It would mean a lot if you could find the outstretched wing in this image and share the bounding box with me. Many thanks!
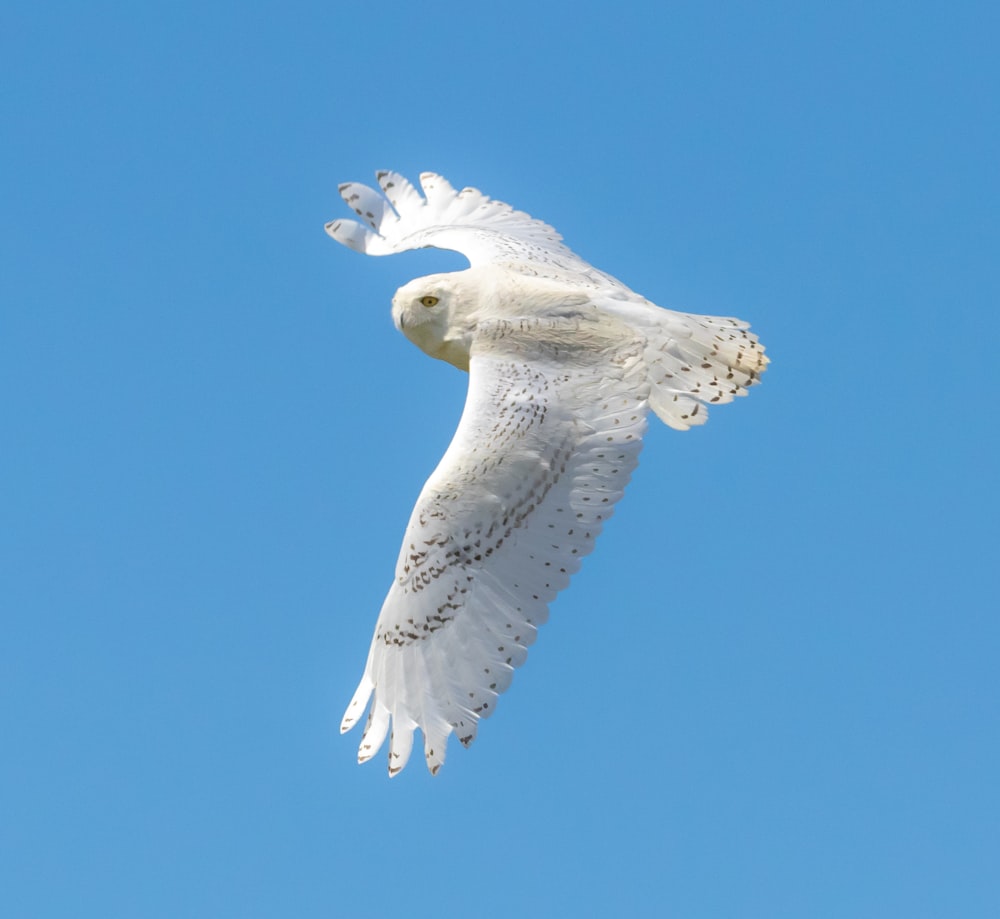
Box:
[341,313,649,775]
[325,171,628,290]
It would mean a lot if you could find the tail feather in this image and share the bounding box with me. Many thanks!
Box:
[645,312,768,430]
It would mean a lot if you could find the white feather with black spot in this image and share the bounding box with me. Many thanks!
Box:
[327,171,769,775]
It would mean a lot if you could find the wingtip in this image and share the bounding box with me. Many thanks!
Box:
[424,736,447,776]
[386,724,416,776]
[325,216,378,253]
[340,674,374,733]
[340,703,363,734]
[419,171,457,200]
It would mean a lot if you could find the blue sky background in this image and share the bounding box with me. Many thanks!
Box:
[3,2,998,916]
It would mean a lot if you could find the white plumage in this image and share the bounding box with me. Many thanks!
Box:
[326,171,768,775]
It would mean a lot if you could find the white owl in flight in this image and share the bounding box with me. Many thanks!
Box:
[326,171,768,776]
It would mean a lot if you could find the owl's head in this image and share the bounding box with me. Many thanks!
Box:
[391,270,483,370]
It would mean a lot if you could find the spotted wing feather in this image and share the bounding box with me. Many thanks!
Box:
[341,314,649,775]
[325,171,627,289]
[595,296,769,430]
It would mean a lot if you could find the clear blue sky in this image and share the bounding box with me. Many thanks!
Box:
[3,2,998,916]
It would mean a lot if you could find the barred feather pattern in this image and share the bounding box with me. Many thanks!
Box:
[326,171,769,774]
[342,317,648,775]
[326,171,630,292]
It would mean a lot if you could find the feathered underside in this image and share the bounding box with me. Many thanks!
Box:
[326,170,769,775]
[341,314,649,775]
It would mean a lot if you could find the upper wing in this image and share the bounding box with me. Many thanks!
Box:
[341,312,649,775]
[325,171,628,290]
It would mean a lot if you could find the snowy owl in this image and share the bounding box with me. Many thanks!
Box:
[326,171,768,776]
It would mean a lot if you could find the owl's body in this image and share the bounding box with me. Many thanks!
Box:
[327,172,768,775]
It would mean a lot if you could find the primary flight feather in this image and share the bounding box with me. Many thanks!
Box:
[326,171,768,776]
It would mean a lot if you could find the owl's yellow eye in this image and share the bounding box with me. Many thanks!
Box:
[419,295,440,308]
